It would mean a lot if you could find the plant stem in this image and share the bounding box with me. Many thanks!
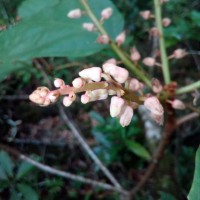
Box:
[154,0,171,84]
[80,0,151,87]
[176,80,200,95]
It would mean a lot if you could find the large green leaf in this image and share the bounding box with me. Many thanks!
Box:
[0,151,14,177]
[17,184,39,200]
[125,140,151,160]
[188,146,200,200]
[0,0,124,80]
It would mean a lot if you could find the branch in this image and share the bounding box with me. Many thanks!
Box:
[130,110,176,196]
[0,144,128,195]
[58,105,123,189]
[176,112,199,126]
[154,0,171,84]
[80,0,152,87]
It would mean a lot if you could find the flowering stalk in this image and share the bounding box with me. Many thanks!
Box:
[154,0,171,84]
[80,0,152,87]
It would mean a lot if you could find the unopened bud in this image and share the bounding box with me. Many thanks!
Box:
[67,9,82,19]
[119,105,134,127]
[162,18,171,27]
[79,67,102,82]
[82,23,95,32]
[101,7,113,20]
[169,99,185,110]
[140,10,151,20]
[126,78,142,91]
[104,58,117,65]
[130,47,141,62]
[102,63,129,83]
[110,96,125,117]
[142,57,156,67]
[173,49,187,59]
[97,34,110,44]
[81,92,90,104]
[72,78,85,88]
[152,78,163,93]
[54,78,65,88]
[115,31,126,46]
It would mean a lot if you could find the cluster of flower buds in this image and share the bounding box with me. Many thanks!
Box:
[29,61,166,127]
[67,6,126,46]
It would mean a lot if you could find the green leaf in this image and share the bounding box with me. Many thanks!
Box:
[89,111,105,124]
[16,161,35,180]
[0,166,8,180]
[0,0,124,80]
[188,146,200,200]
[17,184,39,200]
[18,0,60,18]
[10,189,21,200]
[159,191,176,200]
[0,151,14,177]
[125,140,151,160]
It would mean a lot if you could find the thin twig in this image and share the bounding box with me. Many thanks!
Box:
[0,144,128,195]
[176,112,199,126]
[130,111,176,196]
[58,105,122,189]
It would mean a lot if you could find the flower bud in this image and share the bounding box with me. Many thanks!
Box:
[101,7,113,20]
[97,34,110,44]
[119,105,134,127]
[169,99,185,110]
[162,18,171,27]
[110,96,125,117]
[144,96,164,125]
[54,78,65,88]
[104,58,117,65]
[102,63,129,83]
[142,57,156,67]
[82,23,95,32]
[152,78,163,93]
[72,78,85,88]
[89,89,108,101]
[126,78,142,91]
[63,96,73,107]
[130,47,141,62]
[48,91,60,103]
[173,49,187,59]
[115,31,126,46]
[79,67,102,82]
[67,9,82,19]
[81,92,90,104]
[140,10,151,20]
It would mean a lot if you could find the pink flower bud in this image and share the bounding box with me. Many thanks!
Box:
[130,47,141,62]
[97,34,110,44]
[110,96,125,117]
[79,67,102,82]
[81,92,90,104]
[152,78,163,93]
[72,78,85,88]
[115,31,126,46]
[67,9,82,19]
[54,78,65,88]
[173,49,187,59]
[162,18,171,27]
[142,57,156,67]
[126,78,142,91]
[102,63,129,83]
[29,87,50,106]
[48,91,60,103]
[82,23,95,32]
[63,96,73,107]
[119,105,134,127]
[149,27,159,36]
[140,10,151,20]
[169,99,185,110]
[101,7,113,20]
[144,96,164,125]
[104,58,117,65]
